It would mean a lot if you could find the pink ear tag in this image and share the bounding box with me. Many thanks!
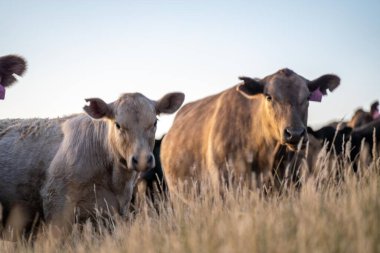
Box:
[0,84,5,100]
[373,110,380,119]
[309,88,323,102]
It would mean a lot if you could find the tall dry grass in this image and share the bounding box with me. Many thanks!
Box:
[1,149,380,253]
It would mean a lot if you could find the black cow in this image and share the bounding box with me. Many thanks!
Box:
[307,125,352,154]
[308,119,380,171]
[139,136,167,199]
[350,118,380,163]
[132,136,167,211]
[0,55,27,99]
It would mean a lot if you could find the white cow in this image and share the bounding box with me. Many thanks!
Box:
[0,91,184,238]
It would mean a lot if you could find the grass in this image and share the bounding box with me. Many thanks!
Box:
[1,149,380,253]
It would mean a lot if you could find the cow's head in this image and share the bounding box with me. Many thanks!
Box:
[348,108,373,128]
[84,92,185,171]
[237,68,340,151]
[0,55,27,87]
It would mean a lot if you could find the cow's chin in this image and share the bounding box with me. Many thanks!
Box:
[284,142,307,152]
[285,144,298,152]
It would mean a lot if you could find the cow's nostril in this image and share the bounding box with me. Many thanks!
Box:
[132,156,138,166]
[147,154,154,165]
[284,128,292,140]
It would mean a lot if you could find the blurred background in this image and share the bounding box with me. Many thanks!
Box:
[1,0,379,137]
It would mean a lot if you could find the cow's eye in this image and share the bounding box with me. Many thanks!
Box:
[115,122,121,129]
[265,94,272,102]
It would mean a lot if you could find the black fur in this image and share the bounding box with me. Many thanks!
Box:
[0,55,27,87]
[307,125,352,155]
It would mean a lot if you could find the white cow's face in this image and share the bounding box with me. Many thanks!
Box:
[84,92,184,172]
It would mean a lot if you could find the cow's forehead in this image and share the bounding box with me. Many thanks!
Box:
[266,73,310,101]
[114,93,156,124]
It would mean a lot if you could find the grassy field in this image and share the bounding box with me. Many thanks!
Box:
[1,151,379,253]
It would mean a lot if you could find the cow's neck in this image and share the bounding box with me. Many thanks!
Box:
[87,119,114,168]
[62,116,115,187]
[248,100,281,172]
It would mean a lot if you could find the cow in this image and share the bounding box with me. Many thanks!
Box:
[307,125,352,155]
[41,92,184,234]
[147,136,167,197]
[137,136,167,200]
[307,118,380,172]
[0,92,184,238]
[0,54,27,99]
[161,68,340,194]
[131,136,168,212]
[327,101,379,130]
[348,109,373,128]
[347,100,379,128]
[349,118,380,167]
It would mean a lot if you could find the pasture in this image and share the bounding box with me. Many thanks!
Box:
[2,2,380,252]
[1,146,379,253]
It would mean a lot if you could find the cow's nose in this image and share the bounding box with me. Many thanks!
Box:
[130,153,155,171]
[284,127,306,144]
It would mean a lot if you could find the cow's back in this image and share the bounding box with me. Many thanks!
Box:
[161,86,257,189]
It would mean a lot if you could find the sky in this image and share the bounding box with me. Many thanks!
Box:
[1,0,379,137]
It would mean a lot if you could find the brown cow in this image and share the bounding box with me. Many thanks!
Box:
[41,92,184,234]
[347,100,379,128]
[161,69,340,193]
[0,54,27,99]
[348,109,373,128]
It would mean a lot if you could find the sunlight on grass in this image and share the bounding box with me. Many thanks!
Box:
[1,148,380,253]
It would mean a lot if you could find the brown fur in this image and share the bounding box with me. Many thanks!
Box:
[345,101,379,129]
[161,69,340,193]
[348,109,372,128]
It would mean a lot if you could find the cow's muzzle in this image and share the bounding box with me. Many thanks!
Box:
[129,153,155,172]
[283,127,308,150]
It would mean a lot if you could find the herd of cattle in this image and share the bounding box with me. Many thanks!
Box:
[0,54,379,240]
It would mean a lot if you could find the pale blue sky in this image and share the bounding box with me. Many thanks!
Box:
[1,0,379,136]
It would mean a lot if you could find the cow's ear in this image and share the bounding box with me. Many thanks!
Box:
[155,92,185,114]
[83,98,113,119]
[0,55,27,87]
[236,76,265,98]
[308,74,340,95]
